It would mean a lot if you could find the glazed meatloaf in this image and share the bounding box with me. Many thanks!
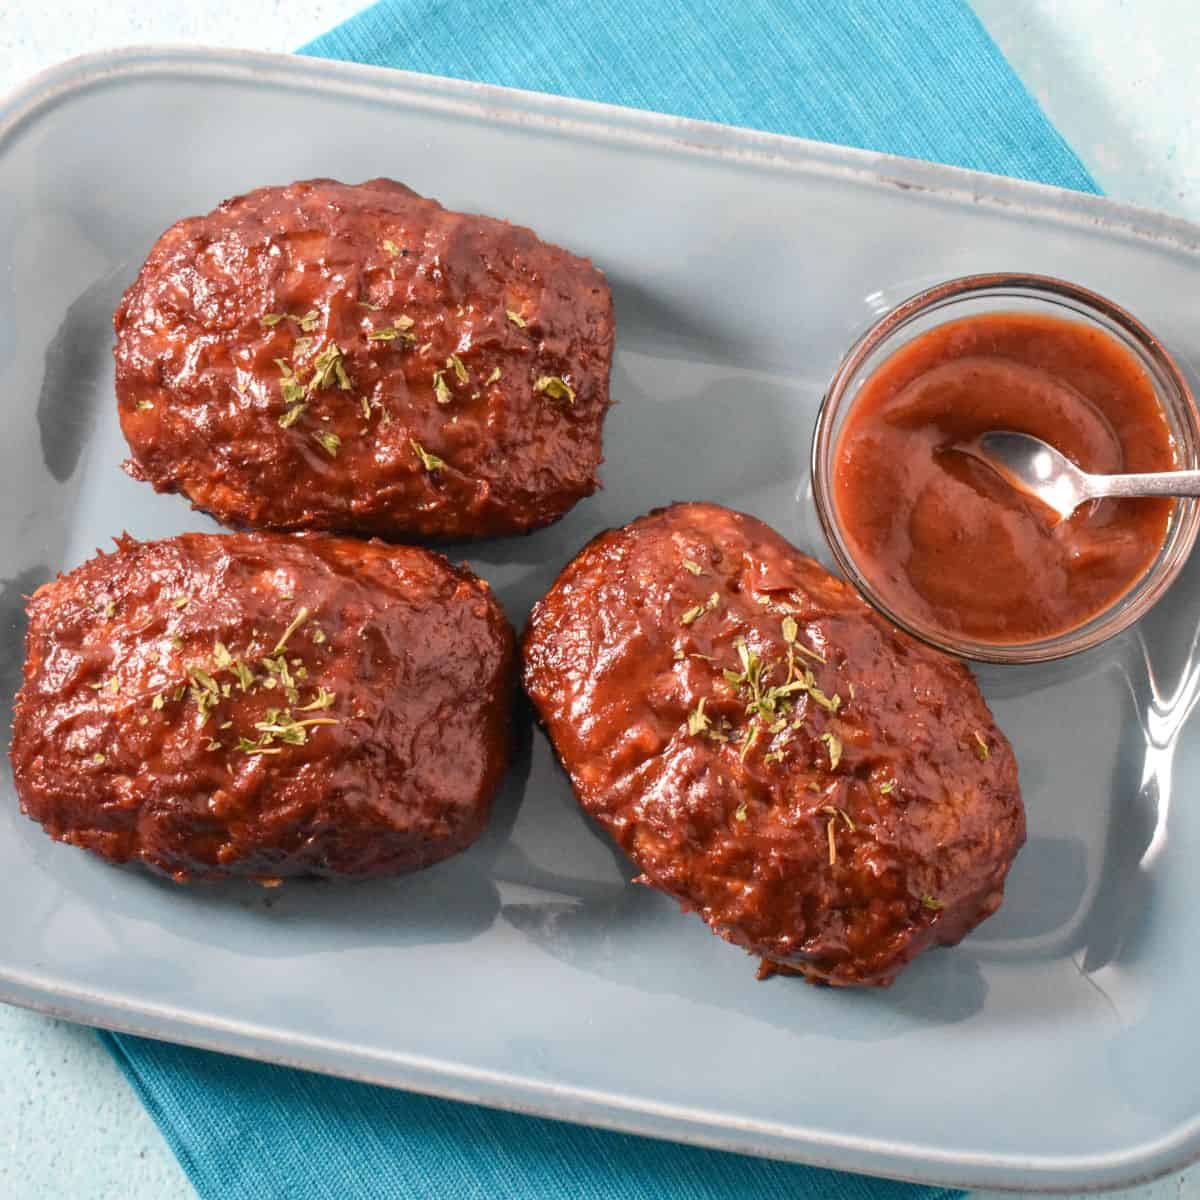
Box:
[522,503,1024,986]
[10,532,513,882]
[113,178,614,540]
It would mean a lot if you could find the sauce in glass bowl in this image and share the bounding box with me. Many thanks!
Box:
[831,311,1177,645]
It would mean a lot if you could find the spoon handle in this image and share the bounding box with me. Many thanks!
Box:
[1087,470,1200,501]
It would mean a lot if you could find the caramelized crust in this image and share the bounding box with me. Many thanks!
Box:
[522,503,1024,985]
[114,179,614,539]
[11,532,514,882]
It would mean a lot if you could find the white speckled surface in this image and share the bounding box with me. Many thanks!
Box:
[972,0,1200,223]
[0,2,1196,1196]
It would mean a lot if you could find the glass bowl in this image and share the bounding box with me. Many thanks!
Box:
[810,273,1200,664]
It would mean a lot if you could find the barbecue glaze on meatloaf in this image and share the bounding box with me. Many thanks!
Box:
[114,178,614,540]
[521,503,1024,986]
[10,532,513,882]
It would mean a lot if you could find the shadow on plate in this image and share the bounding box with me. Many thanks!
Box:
[25,697,540,965]
[497,866,989,1039]
[38,266,130,483]
[0,563,52,755]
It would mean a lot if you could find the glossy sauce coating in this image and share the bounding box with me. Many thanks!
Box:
[114,179,614,540]
[522,503,1024,986]
[833,313,1176,642]
[10,532,514,882]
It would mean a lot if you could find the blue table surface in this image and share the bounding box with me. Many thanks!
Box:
[1,2,1197,1196]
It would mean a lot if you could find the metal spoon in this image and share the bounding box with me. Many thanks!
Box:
[965,430,1200,523]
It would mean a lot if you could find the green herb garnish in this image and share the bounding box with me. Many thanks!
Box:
[682,559,704,576]
[485,366,501,385]
[278,403,307,429]
[411,440,446,473]
[822,804,855,832]
[791,640,826,664]
[972,731,990,761]
[281,378,307,407]
[805,675,841,713]
[366,316,416,344]
[718,633,843,765]
[447,354,469,384]
[236,736,283,756]
[680,592,720,626]
[533,375,576,406]
[236,707,340,756]
[298,686,336,712]
[275,358,308,411]
[136,400,153,411]
[311,431,341,458]
[686,698,710,737]
[921,895,944,912]
[726,637,803,726]
[187,666,222,719]
[432,369,453,406]
[739,722,761,762]
[820,731,842,770]
[260,655,299,705]
[506,310,526,328]
[273,607,310,654]
[262,311,318,332]
[253,708,338,745]
[308,343,352,392]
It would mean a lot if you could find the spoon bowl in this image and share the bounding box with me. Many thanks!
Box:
[966,430,1200,523]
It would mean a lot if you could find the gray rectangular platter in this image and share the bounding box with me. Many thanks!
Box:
[3,46,1200,1193]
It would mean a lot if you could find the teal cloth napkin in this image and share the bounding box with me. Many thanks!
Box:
[99,1,1097,1197]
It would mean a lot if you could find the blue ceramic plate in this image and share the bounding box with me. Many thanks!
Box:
[2,46,1199,1193]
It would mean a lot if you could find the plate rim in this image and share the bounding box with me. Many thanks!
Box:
[2,43,1199,1194]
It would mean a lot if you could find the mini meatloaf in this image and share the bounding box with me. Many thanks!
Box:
[522,502,1024,986]
[113,178,614,540]
[10,532,513,882]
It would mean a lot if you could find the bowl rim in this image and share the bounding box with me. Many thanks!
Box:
[810,271,1200,664]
